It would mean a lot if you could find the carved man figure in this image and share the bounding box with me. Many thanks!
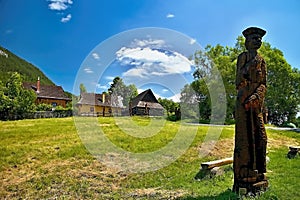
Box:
[233,27,268,193]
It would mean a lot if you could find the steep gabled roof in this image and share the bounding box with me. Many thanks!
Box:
[23,82,71,100]
[131,89,164,109]
[77,92,109,106]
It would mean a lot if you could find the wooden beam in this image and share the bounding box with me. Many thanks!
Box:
[289,146,300,152]
[201,157,233,170]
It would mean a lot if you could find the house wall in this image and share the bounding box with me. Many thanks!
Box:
[149,108,164,116]
[77,104,122,116]
[132,107,164,116]
[36,98,69,108]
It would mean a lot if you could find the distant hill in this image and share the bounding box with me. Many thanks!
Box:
[0,46,54,85]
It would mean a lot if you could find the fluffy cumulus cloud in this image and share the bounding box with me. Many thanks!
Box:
[131,38,166,48]
[116,42,193,79]
[48,0,73,23]
[48,0,73,11]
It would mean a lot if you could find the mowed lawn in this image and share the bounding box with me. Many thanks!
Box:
[0,117,299,199]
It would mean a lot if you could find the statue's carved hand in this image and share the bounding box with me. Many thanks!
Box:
[244,94,259,111]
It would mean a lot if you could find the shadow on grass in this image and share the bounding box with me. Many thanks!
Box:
[179,189,238,200]
[190,166,237,199]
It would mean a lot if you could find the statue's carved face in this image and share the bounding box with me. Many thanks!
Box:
[245,34,262,50]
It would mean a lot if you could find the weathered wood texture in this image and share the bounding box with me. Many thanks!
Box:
[201,157,233,170]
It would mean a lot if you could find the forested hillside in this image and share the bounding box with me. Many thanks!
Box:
[0,46,54,85]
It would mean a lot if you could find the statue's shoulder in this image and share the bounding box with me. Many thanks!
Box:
[238,52,247,60]
[237,52,247,65]
[257,54,265,61]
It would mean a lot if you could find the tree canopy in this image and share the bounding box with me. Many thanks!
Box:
[108,77,138,107]
[184,36,300,125]
[0,72,36,120]
[79,83,87,94]
[0,46,54,85]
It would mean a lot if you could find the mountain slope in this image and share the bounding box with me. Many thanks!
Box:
[0,46,54,85]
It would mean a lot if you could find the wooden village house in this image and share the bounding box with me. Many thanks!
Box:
[76,92,123,116]
[23,78,71,108]
[129,89,164,116]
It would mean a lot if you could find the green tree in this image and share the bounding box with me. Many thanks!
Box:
[0,72,36,120]
[189,37,300,125]
[179,84,200,120]
[124,84,138,107]
[108,77,138,107]
[0,81,10,119]
[79,83,87,94]
[158,98,179,116]
[259,43,300,125]
[190,46,230,123]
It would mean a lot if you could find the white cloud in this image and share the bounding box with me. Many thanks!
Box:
[105,76,115,81]
[108,81,113,86]
[138,89,162,100]
[92,52,100,60]
[169,93,181,102]
[83,67,94,74]
[96,84,108,90]
[116,45,193,79]
[61,14,72,23]
[131,38,166,48]
[162,89,169,93]
[137,89,144,94]
[190,38,197,45]
[48,0,73,23]
[166,13,175,18]
[48,0,73,11]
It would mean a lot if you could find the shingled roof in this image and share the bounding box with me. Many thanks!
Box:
[77,92,109,106]
[23,82,71,100]
[131,89,164,110]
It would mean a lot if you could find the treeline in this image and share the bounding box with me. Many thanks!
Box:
[0,46,53,85]
[179,36,300,126]
[1,38,299,125]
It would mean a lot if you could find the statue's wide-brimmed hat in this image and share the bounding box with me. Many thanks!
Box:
[242,27,266,38]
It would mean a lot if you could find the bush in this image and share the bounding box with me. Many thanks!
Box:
[36,103,53,111]
[167,114,179,121]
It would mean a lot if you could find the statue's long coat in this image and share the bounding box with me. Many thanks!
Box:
[233,51,267,184]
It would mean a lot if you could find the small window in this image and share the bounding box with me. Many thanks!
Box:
[52,102,57,107]
[90,107,94,112]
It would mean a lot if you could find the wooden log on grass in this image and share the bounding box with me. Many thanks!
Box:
[289,146,300,152]
[201,157,233,170]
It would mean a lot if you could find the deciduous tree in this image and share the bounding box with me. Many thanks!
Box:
[186,37,300,125]
[0,72,36,120]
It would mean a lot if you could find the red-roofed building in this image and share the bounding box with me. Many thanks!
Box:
[23,78,71,108]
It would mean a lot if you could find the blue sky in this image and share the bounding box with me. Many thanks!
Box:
[1,0,300,99]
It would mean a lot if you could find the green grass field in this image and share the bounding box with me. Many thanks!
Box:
[0,117,299,199]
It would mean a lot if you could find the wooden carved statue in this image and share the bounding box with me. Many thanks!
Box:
[233,27,268,194]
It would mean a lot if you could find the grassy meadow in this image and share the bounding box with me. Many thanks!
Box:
[0,117,299,199]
